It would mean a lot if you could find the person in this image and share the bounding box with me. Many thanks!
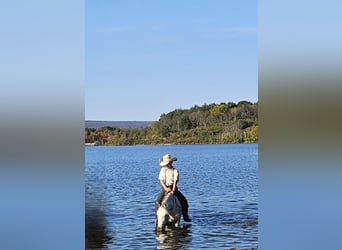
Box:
[155,154,192,222]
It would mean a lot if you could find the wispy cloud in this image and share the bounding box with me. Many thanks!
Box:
[144,37,184,46]
[92,25,164,34]
[151,25,161,32]
[218,27,258,35]
[94,26,134,33]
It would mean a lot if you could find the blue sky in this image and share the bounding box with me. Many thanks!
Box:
[86,0,257,121]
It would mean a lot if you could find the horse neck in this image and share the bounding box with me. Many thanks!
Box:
[162,194,181,216]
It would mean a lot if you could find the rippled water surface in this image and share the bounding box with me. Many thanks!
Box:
[86,144,258,249]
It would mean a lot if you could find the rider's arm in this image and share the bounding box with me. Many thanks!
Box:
[160,179,171,192]
[172,180,177,193]
[172,169,179,192]
[159,168,171,192]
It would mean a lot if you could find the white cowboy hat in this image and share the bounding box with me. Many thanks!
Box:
[159,154,177,166]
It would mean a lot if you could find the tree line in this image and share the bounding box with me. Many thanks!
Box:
[85,101,258,145]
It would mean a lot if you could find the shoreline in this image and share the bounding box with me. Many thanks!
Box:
[85,142,258,147]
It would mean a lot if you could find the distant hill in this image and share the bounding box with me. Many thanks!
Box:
[85,120,153,129]
[85,101,258,145]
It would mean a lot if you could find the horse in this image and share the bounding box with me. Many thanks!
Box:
[155,193,182,231]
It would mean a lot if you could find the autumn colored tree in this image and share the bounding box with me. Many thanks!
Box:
[85,101,258,145]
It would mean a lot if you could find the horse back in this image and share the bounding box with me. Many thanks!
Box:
[162,193,182,217]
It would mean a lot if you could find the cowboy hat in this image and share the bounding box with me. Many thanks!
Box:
[159,154,177,166]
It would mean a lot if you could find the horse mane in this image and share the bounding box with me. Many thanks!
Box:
[162,193,182,219]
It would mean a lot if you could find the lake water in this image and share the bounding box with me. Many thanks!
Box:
[86,144,258,249]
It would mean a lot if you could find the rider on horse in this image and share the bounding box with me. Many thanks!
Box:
[155,154,192,222]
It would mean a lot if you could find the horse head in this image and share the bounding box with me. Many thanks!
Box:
[156,205,170,230]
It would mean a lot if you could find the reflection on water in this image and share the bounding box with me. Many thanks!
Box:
[155,224,192,250]
[85,182,113,250]
[85,208,112,249]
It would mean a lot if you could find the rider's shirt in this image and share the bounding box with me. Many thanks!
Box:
[158,167,179,186]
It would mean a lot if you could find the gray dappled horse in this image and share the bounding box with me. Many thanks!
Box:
[155,193,182,231]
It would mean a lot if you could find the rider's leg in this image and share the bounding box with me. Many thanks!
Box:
[155,189,166,212]
[174,190,191,222]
